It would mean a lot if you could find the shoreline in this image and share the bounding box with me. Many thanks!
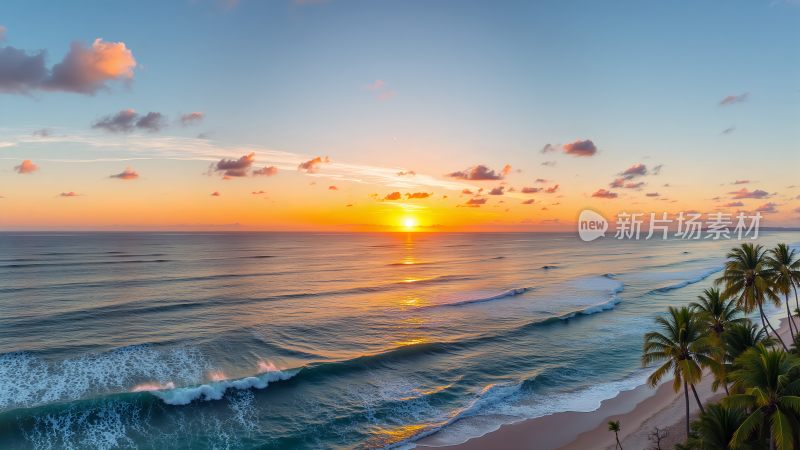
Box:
[417,316,794,450]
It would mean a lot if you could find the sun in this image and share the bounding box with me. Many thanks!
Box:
[402,217,418,230]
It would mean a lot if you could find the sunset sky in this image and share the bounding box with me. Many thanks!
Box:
[1,0,798,231]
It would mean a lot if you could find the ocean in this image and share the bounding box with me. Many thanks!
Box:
[1,231,797,449]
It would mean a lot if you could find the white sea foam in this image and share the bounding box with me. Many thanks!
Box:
[0,345,210,410]
[149,368,299,405]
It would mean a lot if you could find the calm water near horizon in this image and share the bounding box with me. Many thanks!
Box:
[1,231,798,449]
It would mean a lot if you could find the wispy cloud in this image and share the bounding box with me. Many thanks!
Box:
[719,93,748,106]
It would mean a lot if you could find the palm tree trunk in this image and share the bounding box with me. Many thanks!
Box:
[615,434,622,450]
[689,383,705,414]
[759,302,788,351]
[785,294,795,337]
[770,429,776,450]
[683,379,690,439]
[793,283,800,324]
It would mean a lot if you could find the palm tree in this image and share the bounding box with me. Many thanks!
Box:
[716,243,788,351]
[608,420,623,450]
[690,287,746,339]
[690,287,746,395]
[766,243,800,337]
[688,403,750,450]
[725,321,773,363]
[643,306,714,437]
[727,344,800,450]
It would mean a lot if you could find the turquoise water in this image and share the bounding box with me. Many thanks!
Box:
[1,232,797,449]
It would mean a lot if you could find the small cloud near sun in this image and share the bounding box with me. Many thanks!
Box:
[109,167,139,180]
[14,160,38,174]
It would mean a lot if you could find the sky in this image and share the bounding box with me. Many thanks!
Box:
[0,0,798,231]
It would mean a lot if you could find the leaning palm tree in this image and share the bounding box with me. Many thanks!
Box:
[716,243,787,351]
[725,320,773,363]
[766,243,800,337]
[607,420,623,450]
[691,287,746,395]
[727,344,800,450]
[688,403,752,450]
[643,306,714,438]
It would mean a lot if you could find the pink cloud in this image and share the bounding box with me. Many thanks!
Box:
[14,159,38,174]
[544,184,559,193]
[755,202,778,213]
[489,186,504,195]
[297,156,330,173]
[521,186,542,193]
[621,163,647,179]
[180,112,204,126]
[365,79,395,100]
[45,39,137,94]
[109,167,139,180]
[253,166,278,176]
[211,191,221,197]
[724,201,744,207]
[730,188,770,199]
[328,185,338,191]
[592,189,618,199]
[719,93,748,106]
[522,199,535,204]
[384,191,402,200]
[447,164,511,181]
[645,192,660,197]
[215,152,255,177]
[562,140,597,157]
[59,191,79,197]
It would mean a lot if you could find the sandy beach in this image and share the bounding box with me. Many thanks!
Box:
[419,316,794,450]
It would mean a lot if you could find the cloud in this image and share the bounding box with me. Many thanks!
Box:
[365,79,395,101]
[32,128,51,137]
[541,143,557,153]
[562,139,597,157]
[730,188,770,199]
[719,93,748,106]
[251,190,266,195]
[93,109,166,133]
[610,178,625,188]
[298,156,330,173]
[0,26,5,42]
[328,185,338,190]
[755,202,778,213]
[135,112,167,132]
[624,181,645,189]
[464,197,487,207]
[252,165,278,176]
[592,188,618,199]
[461,189,473,195]
[1,37,136,95]
[732,180,750,185]
[447,164,511,181]
[211,191,220,197]
[59,191,79,197]
[384,191,402,201]
[180,112,204,126]
[397,170,416,176]
[544,184,559,193]
[645,192,660,197]
[522,199,535,204]
[724,201,744,207]
[521,186,541,194]
[541,161,556,167]
[652,164,663,175]
[405,192,431,199]
[722,126,736,135]
[109,167,139,180]
[215,152,255,177]
[620,163,647,179]
[14,159,37,174]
